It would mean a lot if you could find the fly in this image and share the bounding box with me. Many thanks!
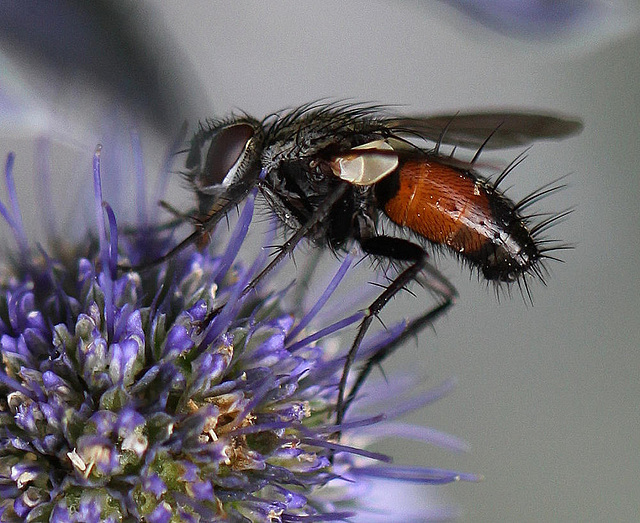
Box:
[120,102,582,424]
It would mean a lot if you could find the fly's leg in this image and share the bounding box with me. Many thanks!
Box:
[118,202,194,237]
[342,297,453,418]
[336,236,457,426]
[201,183,350,323]
[118,183,256,272]
[157,200,199,223]
[229,183,349,301]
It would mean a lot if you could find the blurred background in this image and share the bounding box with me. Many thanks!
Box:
[0,1,638,520]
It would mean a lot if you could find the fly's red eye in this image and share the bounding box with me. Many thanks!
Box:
[200,123,255,187]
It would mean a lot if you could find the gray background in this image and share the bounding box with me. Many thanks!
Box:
[2,2,640,521]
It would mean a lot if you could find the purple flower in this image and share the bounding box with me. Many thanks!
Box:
[0,143,479,521]
[437,0,637,41]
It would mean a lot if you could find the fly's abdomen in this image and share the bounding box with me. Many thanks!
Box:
[377,159,540,282]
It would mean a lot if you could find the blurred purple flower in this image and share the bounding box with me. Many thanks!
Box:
[0,142,478,521]
[0,1,206,140]
[438,0,637,40]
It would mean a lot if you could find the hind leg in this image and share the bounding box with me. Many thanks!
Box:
[336,236,456,425]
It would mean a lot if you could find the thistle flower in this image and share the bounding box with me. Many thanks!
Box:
[0,144,478,522]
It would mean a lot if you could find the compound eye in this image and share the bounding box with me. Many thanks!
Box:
[330,140,399,186]
[200,123,255,188]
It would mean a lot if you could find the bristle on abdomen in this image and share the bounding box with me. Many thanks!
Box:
[376,157,556,285]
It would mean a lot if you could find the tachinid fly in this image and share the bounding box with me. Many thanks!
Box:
[121,102,582,423]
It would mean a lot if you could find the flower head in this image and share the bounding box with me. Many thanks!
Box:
[0,144,478,522]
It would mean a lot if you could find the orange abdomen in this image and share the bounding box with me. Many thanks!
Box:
[380,159,494,255]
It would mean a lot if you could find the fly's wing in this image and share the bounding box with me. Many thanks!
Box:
[387,111,583,149]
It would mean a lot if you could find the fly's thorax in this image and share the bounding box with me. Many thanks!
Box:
[260,128,334,176]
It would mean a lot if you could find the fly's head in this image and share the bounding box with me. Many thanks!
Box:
[185,117,265,217]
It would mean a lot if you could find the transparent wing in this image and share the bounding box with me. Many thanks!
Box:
[387,111,583,149]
